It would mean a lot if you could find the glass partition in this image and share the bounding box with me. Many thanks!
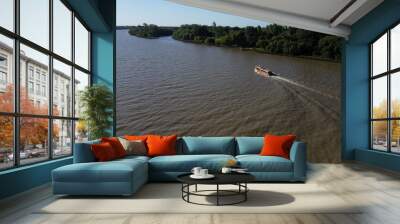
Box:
[370,23,400,153]
[0,0,91,170]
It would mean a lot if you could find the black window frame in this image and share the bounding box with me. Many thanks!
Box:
[0,0,92,171]
[370,21,400,154]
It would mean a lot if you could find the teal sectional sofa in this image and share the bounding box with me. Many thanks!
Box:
[52,137,307,196]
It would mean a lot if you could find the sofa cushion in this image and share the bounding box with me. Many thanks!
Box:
[118,155,150,162]
[181,137,235,155]
[149,154,235,172]
[236,137,263,155]
[124,135,148,142]
[260,134,296,159]
[91,142,118,162]
[101,137,127,158]
[236,155,293,172]
[147,135,177,157]
[53,158,147,183]
[118,138,147,156]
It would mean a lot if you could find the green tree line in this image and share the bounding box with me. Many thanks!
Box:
[128,23,342,61]
[172,23,342,61]
[128,23,175,38]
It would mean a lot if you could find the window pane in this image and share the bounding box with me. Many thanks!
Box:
[75,120,88,143]
[0,116,13,170]
[53,119,72,157]
[20,44,49,115]
[391,24,400,70]
[74,69,89,118]
[372,33,387,76]
[75,18,89,70]
[391,72,400,117]
[20,117,49,165]
[53,59,72,117]
[0,0,14,31]
[372,76,387,119]
[20,0,49,49]
[0,34,14,112]
[391,120,400,153]
[53,0,72,60]
[372,121,388,151]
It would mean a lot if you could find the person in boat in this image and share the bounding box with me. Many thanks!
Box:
[254,65,277,77]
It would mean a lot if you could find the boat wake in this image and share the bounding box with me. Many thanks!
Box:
[271,76,340,102]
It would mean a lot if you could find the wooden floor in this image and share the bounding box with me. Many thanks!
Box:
[1,162,400,224]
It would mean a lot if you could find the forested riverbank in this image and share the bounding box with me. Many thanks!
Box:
[127,24,176,38]
[127,23,342,61]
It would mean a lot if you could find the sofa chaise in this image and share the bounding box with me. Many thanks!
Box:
[52,137,306,196]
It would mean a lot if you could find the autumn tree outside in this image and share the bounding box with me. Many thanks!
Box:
[372,99,400,148]
[0,85,60,162]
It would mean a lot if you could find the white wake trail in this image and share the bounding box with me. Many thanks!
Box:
[271,76,340,101]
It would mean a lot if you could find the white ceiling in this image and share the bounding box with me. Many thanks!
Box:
[168,0,384,38]
[228,0,352,22]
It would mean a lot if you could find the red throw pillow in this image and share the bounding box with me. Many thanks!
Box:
[260,134,296,159]
[101,137,127,158]
[146,135,177,157]
[91,142,117,162]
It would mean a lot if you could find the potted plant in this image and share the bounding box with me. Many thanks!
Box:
[79,84,113,140]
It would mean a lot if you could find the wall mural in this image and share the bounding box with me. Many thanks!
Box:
[116,23,342,163]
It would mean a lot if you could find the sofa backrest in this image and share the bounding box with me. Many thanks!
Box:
[180,137,235,155]
[75,136,304,161]
[235,137,264,155]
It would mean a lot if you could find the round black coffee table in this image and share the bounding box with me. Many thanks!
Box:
[177,173,255,206]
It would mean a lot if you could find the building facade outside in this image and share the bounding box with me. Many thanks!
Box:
[0,41,81,167]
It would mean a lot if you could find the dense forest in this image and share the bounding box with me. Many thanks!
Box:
[128,23,342,61]
[128,23,175,38]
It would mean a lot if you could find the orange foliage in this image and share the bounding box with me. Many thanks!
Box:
[0,116,13,148]
[0,84,59,149]
[373,99,400,141]
[0,85,13,113]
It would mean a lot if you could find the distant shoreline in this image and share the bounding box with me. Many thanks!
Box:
[173,38,341,63]
[119,30,340,63]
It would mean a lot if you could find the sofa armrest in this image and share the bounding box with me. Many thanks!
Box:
[289,141,307,181]
[73,140,100,163]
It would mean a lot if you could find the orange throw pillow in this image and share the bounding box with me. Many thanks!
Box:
[101,137,127,158]
[146,135,177,157]
[124,135,148,142]
[260,134,296,159]
[91,142,117,162]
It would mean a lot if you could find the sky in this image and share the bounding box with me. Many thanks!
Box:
[372,31,400,108]
[117,0,268,27]
[0,0,89,74]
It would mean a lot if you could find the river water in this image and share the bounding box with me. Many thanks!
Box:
[116,29,341,162]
